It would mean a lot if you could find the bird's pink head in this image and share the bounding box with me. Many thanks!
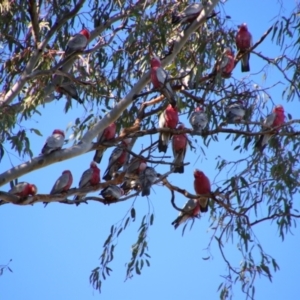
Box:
[80,28,91,40]
[109,122,117,129]
[239,23,248,32]
[53,129,65,137]
[139,161,147,173]
[274,105,284,113]
[62,170,71,175]
[194,169,204,179]
[177,122,185,130]
[29,184,38,195]
[166,104,178,112]
[90,161,98,168]
[150,56,161,68]
[195,106,203,112]
[224,47,233,55]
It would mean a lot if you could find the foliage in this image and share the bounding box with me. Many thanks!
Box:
[0,0,300,299]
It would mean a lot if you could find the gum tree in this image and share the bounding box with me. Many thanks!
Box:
[0,1,300,299]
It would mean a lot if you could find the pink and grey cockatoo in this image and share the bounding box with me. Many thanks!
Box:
[9,182,37,198]
[178,67,192,89]
[150,57,177,107]
[171,198,200,229]
[255,105,285,152]
[100,185,124,203]
[121,157,147,194]
[73,161,100,204]
[158,104,179,153]
[225,100,246,123]
[93,122,117,164]
[171,3,217,25]
[64,28,91,57]
[213,47,235,78]
[189,106,208,134]
[41,129,65,155]
[139,166,157,197]
[55,78,83,104]
[44,170,73,207]
[172,3,203,25]
[172,123,188,174]
[102,138,131,181]
[236,23,253,72]
[194,169,211,212]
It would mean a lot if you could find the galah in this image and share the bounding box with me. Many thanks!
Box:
[100,185,124,203]
[121,157,147,194]
[172,3,203,25]
[9,182,37,198]
[189,106,208,134]
[255,105,285,152]
[150,57,177,107]
[139,166,157,197]
[102,138,131,181]
[194,169,211,212]
[236,23,253,72]
[171,198,200,229]
[225,101,246,123]
[44,170,73,207]
[64,28,91,57]
[178,67,192,89]
[55,78,83,104]
[93,122,117,164]
[171,3,217,25]
[213,48,235,78]
[172,123,188,174]
[125,156,147,177]
[41,129,65,155]
[73,161,100,203]
[120,179,140,195]
[158,104,179,153]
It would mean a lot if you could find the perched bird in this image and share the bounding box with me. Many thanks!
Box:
[171,199,200,229]
[55,77,83,105]
[64,28,91,57]
[44,170,73,207]
[102,138,131,181]
[172,3,203,25]
[73,162,100,203]
[236,23,253,72]
[100,185,124,203]
[158,104,179,153]
[93,122,117,164]
[9,182,37,198]
[139,167,157,197]
[225,100,246,123]
[125,156,147,176]
[189,106,208,134]
[178,67,192,89]
[41,129,65,155]
[172,123,188,174]
[255,105,285,152]
[171,3,217,25]
[150,56,177,107]
[121,157,147,194]
[194,169,211,212]
[213,47,235,78]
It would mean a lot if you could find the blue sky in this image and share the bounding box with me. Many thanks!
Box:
[1,0,300,299]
